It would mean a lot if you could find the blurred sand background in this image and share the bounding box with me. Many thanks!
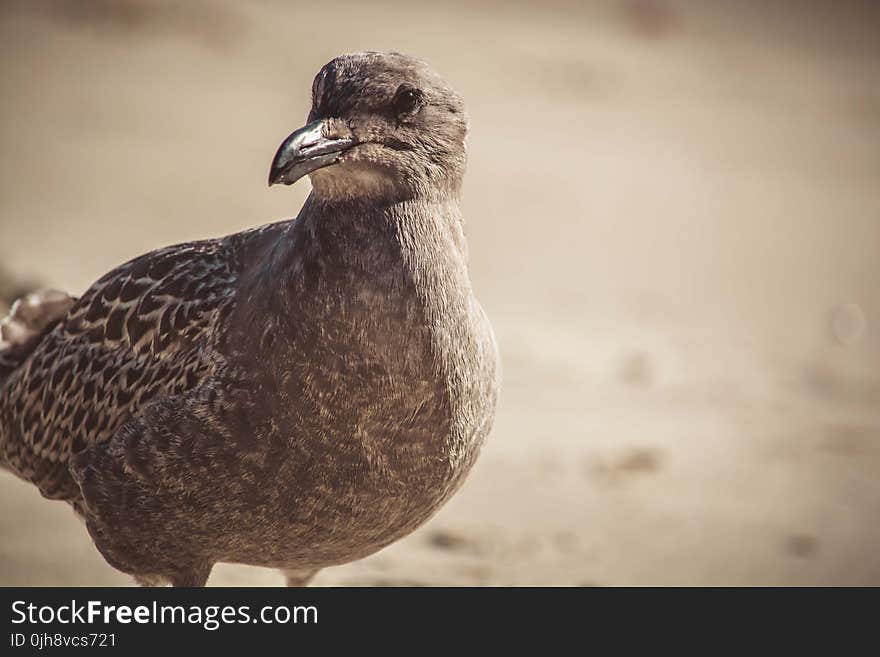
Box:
[1,0,879,586]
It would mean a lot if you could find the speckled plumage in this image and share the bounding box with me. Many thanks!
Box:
[0,52,499,586]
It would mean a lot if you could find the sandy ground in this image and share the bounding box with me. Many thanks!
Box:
[1,0,879,586]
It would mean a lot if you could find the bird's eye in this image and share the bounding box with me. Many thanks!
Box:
[392,86,422,116]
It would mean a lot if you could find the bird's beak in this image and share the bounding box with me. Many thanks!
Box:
[268,119,354,186]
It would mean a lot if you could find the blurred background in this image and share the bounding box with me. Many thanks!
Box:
[1,0,878,585]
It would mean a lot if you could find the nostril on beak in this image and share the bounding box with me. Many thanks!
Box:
[324,117,354,141]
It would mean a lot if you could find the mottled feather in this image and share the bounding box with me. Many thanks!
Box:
[0,226,275,499]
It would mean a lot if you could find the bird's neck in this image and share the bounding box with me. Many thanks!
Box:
[291,192,469,280]
[262,191,477,364]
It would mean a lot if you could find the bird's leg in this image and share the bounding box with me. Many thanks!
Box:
[281,568,319,587]
[169,562,213,587]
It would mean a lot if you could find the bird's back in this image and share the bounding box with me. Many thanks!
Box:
[0,225,272,501]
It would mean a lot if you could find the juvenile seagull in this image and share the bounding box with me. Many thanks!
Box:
[0,52,499,587]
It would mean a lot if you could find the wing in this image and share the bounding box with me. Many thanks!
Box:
[69,382,272,586]
[0,237,241,502]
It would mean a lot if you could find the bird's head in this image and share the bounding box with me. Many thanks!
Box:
[269,52,467,202]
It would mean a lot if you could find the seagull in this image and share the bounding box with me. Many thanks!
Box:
[0,51,500,587]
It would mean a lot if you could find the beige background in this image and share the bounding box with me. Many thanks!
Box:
[1,0,878,585]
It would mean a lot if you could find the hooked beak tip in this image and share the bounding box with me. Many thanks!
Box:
[268,119,353,188]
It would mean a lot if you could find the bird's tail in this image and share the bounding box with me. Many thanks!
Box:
[0,289,76,387]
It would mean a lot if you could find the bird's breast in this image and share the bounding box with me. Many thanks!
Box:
[261,279,492,562]
[227,211,499,566]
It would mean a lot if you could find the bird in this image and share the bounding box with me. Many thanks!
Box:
[0,51,500,587]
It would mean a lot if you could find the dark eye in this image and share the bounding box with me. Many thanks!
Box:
[392,86,422,116]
